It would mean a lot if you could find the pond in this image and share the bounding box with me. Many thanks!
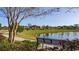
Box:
[37,32,79,40]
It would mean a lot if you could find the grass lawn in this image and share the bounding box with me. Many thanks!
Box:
[1,29,79,40]
[0,30,8,33]
[17,29,79,40]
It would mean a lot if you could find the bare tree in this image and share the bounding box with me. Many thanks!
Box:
[0,7,60,43]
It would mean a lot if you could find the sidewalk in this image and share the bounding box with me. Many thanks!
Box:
[2,32,36,42]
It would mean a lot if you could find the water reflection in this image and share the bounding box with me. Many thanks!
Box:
[38,32,79,40]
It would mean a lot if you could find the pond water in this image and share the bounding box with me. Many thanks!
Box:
[37,32,79,40]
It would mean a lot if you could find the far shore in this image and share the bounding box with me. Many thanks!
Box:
[1,29,79,40]
[17,29,79,40]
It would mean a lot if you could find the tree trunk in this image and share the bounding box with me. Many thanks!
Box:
[8,29,17,43]
[12,29,17,43]
[8,23,18,43]
[13,23,18,42]
[8,29,14,43]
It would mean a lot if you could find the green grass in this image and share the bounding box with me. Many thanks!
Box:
[0,35,36,51]
[0,29,79,51]
[0,30,8,32]
[17,29,79,40]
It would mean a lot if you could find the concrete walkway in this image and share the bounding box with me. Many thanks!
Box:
[1,32,36,42]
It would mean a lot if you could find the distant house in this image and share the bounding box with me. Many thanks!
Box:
[36,37,67,50]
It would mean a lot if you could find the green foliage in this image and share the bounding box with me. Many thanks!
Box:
[1,26,8,30]
[64,41,78,51]
[22,40,36,46]
[0,35,36,51]
[0,23,1,29]
[0,38,10,50]
[17,26,24,32]
[0,23,1,27]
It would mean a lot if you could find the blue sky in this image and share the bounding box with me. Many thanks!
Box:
[0,7,79,26]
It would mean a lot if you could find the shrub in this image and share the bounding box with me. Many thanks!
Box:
[17,26,24,32]
[0,23,1,27]
[22,40,36,46]
[0,35,36,51]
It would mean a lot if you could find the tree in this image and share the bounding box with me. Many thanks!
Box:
[0,23,1,27]
[0,23,2,29]
[0,7,60,43]
[17,25,24,32]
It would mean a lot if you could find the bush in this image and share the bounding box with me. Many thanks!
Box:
[14,40,36,51]
[0,23,1,29]
[0,23,1,27]
[17,26,24,32]
[0,40,37,51]
[22,40,36,46]
[0,35,37,51]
